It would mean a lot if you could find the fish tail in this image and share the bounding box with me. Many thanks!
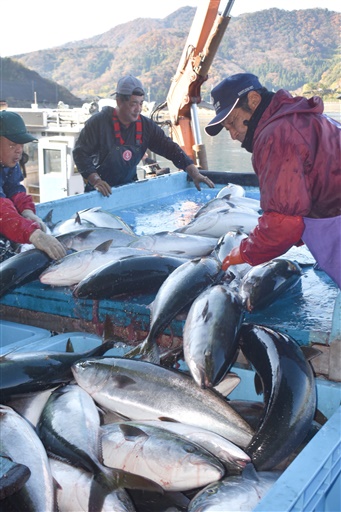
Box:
[124,337,160,363]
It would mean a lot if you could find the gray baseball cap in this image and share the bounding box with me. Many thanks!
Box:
[113,75,145,96]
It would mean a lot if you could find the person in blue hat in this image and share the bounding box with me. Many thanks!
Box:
[0,111,66,261]
[205,73,341,288]
[73,75,215,196]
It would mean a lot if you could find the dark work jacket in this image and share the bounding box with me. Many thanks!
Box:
[73,107,193,190]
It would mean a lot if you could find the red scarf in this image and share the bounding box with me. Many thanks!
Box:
[112,109,142,145]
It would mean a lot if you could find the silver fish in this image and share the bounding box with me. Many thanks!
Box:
[49,458,136,512]
[188,463,282,512]
[183,284,244,388]
[56,227,138,251]
[52,212,96,235]
[216,183,246,198]
[129,231,218,258]
[39,242,154,286]
[37,384,162,505]
[175,209,259,238]
[240,324,316,470]
[72,357,254,448]
[195,199,257,218]
[238,258,302,312]
[101,422,225,491]
[125,256,224,362]
[0,405,56,511]
[129,420,251,471]
[75,207,135,234]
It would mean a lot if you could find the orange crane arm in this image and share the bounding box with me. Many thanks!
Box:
[166,0,235,169]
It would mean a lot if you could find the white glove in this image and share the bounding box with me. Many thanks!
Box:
[29,230,67,260]
[22,209,47,232]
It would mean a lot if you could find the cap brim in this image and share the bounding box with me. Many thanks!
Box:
[204,98,239,137]
[7,133,38,143]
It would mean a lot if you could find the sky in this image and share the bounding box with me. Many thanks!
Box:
[0,0,339,57]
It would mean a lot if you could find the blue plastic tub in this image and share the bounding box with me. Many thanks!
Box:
[13,331,103,353]
[0,319,51,355]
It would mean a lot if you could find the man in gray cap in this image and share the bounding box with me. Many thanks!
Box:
[0,111,66,261]
[205,72,341,288]
[73,75,214,195]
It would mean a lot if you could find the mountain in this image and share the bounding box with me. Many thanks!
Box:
[0,57,82,108]
[4,7,341,106]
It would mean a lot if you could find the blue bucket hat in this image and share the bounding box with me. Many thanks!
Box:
[205,73,262,136]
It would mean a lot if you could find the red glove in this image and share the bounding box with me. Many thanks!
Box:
[222,246,245,271]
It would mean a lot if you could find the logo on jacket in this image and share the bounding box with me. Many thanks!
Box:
[123,150,132,161]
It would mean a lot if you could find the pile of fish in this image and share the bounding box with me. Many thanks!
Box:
[0,317,318,511]
[0,183,320,510]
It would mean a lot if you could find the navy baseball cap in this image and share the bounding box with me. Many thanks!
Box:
[205,73,262,136]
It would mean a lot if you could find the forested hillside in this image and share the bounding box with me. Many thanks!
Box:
[4,7,341,106]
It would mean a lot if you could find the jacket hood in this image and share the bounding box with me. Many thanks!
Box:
[256,89,324,133]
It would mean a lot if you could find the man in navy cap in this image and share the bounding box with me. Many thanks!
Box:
[0,111,66,261]
[73,75,214,196]
[205,73,341,288]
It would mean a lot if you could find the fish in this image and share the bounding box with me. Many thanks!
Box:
[238,258,302,312]
[129,231,218,258]
[6,387,57,427]
[0,339,119,401]
[213,230,248,262]
[183,284,244,388]
[101,422,225,491]
[72,357,254,448]
[128,420,251,471]
[0,454,31,500]
[188,463,282,512]
[0,405,56,511]
[39,242,155,287]
[37,384,161,509]
[0,247,52,298]
[56,227,138,251]
[75,207,135,234]
[175,209,259,238]
[49,458,136,512]
[193,197,260,219]
[124,257,224,362]
[239,323,317,470]
[52,212,96,235]
[222,194,262,213]
[216,183,246,198]
[73,254,188,300]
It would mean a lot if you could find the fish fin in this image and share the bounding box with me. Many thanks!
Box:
[94,240,114,253]
[65,339,74,353]
[158,417,179,423]
[91,468,163,497]
[213,373,241,396]
[300,345,322,361]
[242,462,260,481]
[314,408,328,426]
[75,212,82,225]
[118,423,149,440]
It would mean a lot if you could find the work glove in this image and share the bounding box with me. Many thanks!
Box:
[29,230,67,260]
[93,178,112,197]
[222,246,245,271]
[22,209,47,232]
